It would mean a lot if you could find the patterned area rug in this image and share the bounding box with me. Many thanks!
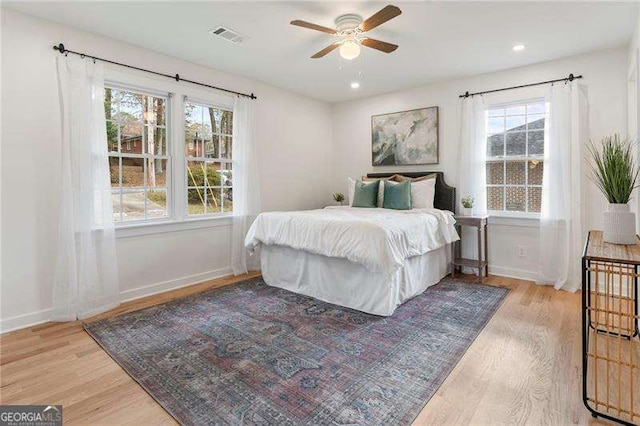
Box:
[85,276,508,425]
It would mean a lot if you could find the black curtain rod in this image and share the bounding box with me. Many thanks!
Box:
[53,43,257,100]
[459,73,582,99]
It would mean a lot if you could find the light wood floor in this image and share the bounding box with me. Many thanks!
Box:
[0,273,620,425]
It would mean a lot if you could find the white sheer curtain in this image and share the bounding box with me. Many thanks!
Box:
[537,82,589,292]
[458,95,487,214]
[53,56,120,321]
[231,96,261,275]
[457,96,487,273]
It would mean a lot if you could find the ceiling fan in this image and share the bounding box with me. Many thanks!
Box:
[291,5,402,60]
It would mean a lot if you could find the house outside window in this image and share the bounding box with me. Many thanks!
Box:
[486,100,546,214]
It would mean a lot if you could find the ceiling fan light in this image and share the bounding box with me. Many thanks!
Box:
[340,41,361,60]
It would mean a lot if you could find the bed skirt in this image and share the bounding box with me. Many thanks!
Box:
[260,244,452,316]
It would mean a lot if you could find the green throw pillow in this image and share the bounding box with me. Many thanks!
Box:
[352,180,380,208]
[383,180,411,210]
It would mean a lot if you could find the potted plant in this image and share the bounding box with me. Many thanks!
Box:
[461,195,474,216]
[587,134,639,245]
[333,192,345,206]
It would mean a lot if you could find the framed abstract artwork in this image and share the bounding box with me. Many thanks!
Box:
[371,106,439,166]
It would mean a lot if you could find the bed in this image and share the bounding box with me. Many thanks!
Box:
[245,172,458,316]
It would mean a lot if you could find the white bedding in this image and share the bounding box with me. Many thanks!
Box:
[245,206,459,277]
[261,244,451,316]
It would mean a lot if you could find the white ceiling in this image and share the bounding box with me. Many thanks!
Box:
[5,1,639,103]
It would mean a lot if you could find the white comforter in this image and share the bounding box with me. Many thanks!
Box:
[245,206,459,277]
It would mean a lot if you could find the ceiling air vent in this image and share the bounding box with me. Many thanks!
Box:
[209,26,245,43]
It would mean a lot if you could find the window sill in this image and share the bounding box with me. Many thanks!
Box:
[115,215,233,239]
[488,212,540,228]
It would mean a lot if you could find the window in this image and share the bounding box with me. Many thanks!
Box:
[105,86,170,222]
[486,100,546,214]
[184,101,233,216]
[103,79,236,229]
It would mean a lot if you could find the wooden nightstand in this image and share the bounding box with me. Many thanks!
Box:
[451,215,489,283]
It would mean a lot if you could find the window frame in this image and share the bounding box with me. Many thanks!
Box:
[485,98,547,217]
[104,69,236,236]
[105,82,173,226]
[183,97,234,219]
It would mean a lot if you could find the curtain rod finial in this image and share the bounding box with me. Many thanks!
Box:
[54,43,65,54]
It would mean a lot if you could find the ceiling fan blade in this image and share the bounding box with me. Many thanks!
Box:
[290,20,337,34]
[311,42,341,58]
[359,5,402,32]
[361,38,398,53]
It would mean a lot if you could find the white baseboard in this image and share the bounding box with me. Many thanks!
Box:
[0,266,233,334]
[0,309,52,334]
[489,265,538,282]
[119,266,233,302]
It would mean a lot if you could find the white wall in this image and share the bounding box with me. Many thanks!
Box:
[331,47,629,280]
[629,7,640,82]
[629,8,640,230]
[0,9,333,331]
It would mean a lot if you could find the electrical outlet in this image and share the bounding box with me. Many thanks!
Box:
[518,246,525,257]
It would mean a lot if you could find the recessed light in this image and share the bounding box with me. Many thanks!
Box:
[350,82,360,89]
[513,44,526,52]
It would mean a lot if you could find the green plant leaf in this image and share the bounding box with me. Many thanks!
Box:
[586,134,639,204]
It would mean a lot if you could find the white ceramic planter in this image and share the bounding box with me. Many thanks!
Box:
[603,203,637,245]
[462,207,473,216]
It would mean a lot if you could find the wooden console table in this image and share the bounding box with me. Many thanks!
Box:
[451,215,489,283]
[582,230,639,425]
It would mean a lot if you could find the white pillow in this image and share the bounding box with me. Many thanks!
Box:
[348,177,356,206]
[348,177,385,207]
[411,178,436,209]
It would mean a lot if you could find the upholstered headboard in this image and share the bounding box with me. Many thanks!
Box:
[366,171,456,213]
